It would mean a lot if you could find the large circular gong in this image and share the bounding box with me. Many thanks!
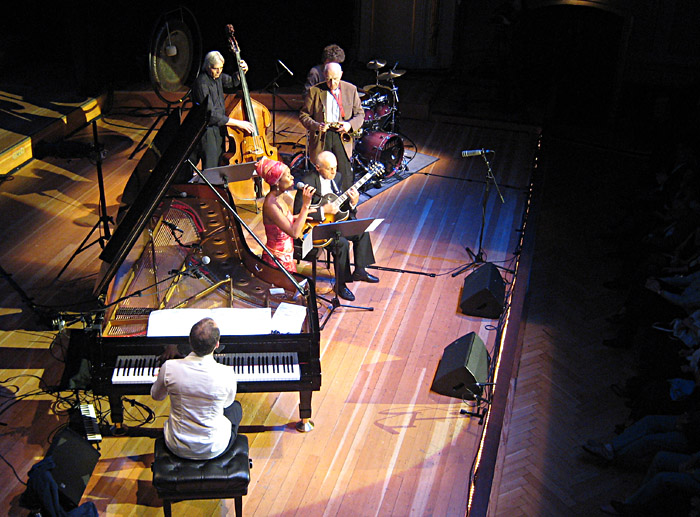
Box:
[148,8,202,105]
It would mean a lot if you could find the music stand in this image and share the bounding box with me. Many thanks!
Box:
[308,218,380,330]
[192,162,258,185]
[192,162,263,213]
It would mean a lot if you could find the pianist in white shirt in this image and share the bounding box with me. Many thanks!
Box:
[151,317,242,460]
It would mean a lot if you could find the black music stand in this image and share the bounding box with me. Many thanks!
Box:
[193,162,263,214]
[193,162,258,185]
[308,218,379,330]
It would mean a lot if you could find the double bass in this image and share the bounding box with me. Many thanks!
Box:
[223,24,278,201]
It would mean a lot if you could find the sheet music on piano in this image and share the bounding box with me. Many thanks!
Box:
[146,305,308,336]
[147,307,272,336]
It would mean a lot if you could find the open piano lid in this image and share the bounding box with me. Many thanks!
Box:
[93,103,208,298]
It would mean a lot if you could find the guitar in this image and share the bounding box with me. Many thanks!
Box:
[303,161,385,248]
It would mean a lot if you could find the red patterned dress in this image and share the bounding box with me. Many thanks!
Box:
[262,209,297,273]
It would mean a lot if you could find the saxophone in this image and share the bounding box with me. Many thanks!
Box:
[318,122,363,144]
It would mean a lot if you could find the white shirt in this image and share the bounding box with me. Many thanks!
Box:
[319,177,336,196]
[151,352,237,460]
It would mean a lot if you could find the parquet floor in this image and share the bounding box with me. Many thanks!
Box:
[488,136,649,516]
[0,91,540,516]
[0,79,650,516]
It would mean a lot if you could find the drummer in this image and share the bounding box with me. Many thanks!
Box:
[300,62,364,192]
[304,44,345,93]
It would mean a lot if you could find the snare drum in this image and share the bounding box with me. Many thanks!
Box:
[355,131,404,178]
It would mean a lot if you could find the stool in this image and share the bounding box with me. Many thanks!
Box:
[152,434,251,516]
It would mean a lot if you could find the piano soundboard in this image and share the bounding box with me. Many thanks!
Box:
[112,352,301,385]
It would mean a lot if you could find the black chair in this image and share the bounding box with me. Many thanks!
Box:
[152,434,251,516]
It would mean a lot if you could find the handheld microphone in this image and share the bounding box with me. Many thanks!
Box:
[277,59,294,76]
[295,181,310,190]
[461,149,494,157]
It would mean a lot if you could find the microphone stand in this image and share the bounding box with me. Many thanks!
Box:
[262,61,293,146]
[55,120,113,282]
[452,152,511,278]
[459,382,496,424]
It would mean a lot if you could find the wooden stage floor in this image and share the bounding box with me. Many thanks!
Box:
[0,91,540,516]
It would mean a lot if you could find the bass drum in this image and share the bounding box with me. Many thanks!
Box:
[355,131,404,178]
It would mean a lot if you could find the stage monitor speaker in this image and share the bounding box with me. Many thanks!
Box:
[431,332,490,400]
[47,427,101,508]
[459,262,505,319]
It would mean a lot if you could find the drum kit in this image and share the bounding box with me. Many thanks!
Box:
[354,59,406,181]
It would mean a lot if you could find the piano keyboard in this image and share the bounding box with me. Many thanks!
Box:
[80,403,102,442]
[112,352,301,385]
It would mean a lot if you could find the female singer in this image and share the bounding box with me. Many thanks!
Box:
[255,157,315,272]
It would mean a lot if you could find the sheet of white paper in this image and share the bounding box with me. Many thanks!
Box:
[147,307,272,337]
[271,302,308,334]
[301,230,314,259]
[366,218,384,232]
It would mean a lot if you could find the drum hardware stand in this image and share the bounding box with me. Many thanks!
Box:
[451,151,512,278]
[55,120,114,282]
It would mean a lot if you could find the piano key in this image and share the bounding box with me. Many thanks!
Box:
[79,403,102,442]
[112,352,300,384]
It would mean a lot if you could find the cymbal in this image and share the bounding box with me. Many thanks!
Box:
[377,69,406,81]
[367,59,386,70]
[357,88,368,99]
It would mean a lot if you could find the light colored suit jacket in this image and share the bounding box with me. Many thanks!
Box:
[299,80,364,164]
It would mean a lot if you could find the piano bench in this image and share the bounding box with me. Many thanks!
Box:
[152,434,251,516]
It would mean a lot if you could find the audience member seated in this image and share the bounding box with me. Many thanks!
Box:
[583,409,700,468]
[601,450,700,515]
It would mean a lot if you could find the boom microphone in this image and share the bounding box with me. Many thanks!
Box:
[461,149,494,157]
[277,59,294,76]
[163,221,184,233]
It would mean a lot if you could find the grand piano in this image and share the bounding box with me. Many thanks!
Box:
[72,103,321,432]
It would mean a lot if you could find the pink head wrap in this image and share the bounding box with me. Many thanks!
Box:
[255,157,286,186]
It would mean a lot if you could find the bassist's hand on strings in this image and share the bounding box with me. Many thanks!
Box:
[227,118,255,134]
[239,59,248,74]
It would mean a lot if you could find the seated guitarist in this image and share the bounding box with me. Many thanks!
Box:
[293,151,379,301]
